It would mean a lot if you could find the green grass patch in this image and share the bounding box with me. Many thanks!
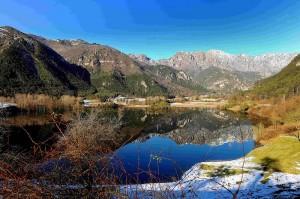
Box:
[260,177,270,184]
[248,136,300,174]
[260,172,271,184]
[199,164,216,171]
[149,101,170,110]
[207,166,248,177]
[200,164,248,177]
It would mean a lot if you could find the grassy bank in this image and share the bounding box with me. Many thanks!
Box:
[226,95,300,143]
[248,136,300,174]
[225,94,300,181]
[0,94,83,112]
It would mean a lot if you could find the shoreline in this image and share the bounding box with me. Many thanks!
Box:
[121,135,300,198]
[120,100,227,109]
[122,156,300,198]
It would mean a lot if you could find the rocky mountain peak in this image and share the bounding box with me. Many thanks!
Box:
[207,49,227,55]
[133,50,298,77]
[54,39,89,46]
[128,54,156,65]
[129,50,298,93]
[0,26,32,41]
[35,36,142,75]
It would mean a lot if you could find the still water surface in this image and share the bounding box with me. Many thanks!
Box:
[0,108,254,183]
[110,109,254,183]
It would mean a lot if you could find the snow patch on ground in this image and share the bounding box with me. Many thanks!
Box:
[121,158,300,198]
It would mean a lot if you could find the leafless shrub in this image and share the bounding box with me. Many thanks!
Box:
[56,111,118,159]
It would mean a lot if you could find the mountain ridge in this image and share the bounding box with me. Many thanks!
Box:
[130,51,298,77]
[130,51,297,93]
[0,26,95,96]
[251,54,300,97]
[1,26,297,96]
[33,33,206,97]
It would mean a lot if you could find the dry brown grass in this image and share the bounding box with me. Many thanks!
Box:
[56,111,117,159]
[245,96,300,143]
[0,94,82,112]
[0,152,53,198]
[1,180,51,199]
[253,123,298,144]
[247,96,300,121]
[0,111,126,198]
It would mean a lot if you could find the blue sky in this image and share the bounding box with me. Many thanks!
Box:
[0,0,300,59]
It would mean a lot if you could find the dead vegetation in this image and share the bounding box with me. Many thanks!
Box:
[0,110,203,198]
[0,94,82,112]
[0,108,276,198]
[56,111,118,158]
[228,95,300,144]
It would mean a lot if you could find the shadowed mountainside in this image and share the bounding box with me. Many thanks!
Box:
[0,26,94,96]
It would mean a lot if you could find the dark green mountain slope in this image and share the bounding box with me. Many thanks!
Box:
[0,26,94,96]
[251,54,300,97]
[91,70,168,97]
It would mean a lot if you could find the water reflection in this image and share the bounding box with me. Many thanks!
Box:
[111,109,254,183]
[0,108,254,183]
[113,137,254,183]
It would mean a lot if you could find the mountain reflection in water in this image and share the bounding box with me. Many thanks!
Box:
[110,109,254,183]
[0,108,254,184]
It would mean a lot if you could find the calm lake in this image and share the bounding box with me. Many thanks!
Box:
[0,108,255,184]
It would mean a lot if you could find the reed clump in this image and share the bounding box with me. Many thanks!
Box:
[56,111,117,159]
[0,94,82,112]
[229,94,300,143]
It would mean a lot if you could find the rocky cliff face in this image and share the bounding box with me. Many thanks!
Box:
[34,36,205,96]
[130,51,297,77]
[129,54,156,66]
[34,36,142,75]
[196,67,261,92]
[141,64,206,95]
[157,50,297,77]
[130,51,297,92]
